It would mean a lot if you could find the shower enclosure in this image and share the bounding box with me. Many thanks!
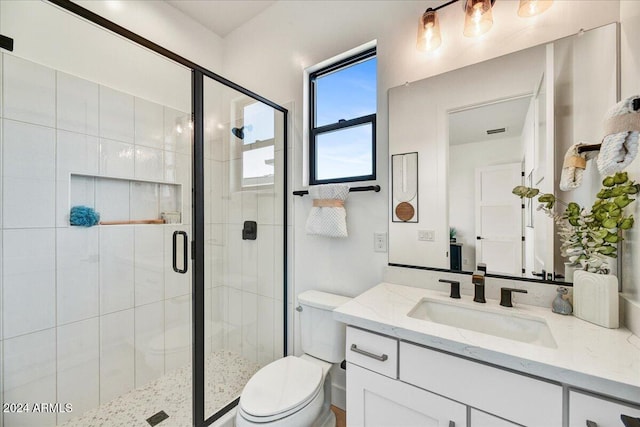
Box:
[0,1,287,426]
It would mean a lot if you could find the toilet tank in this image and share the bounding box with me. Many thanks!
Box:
[298,290,351,363]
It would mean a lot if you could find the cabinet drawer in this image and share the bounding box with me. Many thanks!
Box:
[346,327,398,378]
[470,409,520,427]
[569,390,640,427]
[400,342,562,427]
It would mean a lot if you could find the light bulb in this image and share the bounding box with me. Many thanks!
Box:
[463,0,493,38]
[416,9,442,53]
[518,0,553,18]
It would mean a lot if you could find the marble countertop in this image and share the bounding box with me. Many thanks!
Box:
[333,282,640,404]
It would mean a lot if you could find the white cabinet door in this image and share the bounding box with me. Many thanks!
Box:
[347,363,467,427]
[470,409,520,427]
[570,390,640,427]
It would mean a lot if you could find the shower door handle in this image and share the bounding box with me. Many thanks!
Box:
[172,230,188,274]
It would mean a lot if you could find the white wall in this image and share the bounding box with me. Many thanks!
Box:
[620,0,640,335]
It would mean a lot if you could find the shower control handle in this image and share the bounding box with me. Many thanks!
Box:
[172,230,188,274]
[350,344,388,362]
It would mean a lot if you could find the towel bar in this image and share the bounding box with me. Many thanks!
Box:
[293,185,381,196]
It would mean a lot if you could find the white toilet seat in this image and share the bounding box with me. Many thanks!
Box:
[238,356,324,423]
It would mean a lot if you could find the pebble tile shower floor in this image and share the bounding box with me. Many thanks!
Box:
[59,350,260,427]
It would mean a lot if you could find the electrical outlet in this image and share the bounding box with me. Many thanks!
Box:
[463,258,469,265]
[418,230,435,241]
[374,232,387,252]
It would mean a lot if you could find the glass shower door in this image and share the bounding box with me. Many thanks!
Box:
[201,74,286,422]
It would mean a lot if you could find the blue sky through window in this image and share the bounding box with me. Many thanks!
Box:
[314,56,376,181]
[316,57,377,127]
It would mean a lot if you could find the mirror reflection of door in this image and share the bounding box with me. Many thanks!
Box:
[475,163,524,275]
[448,96,532,275]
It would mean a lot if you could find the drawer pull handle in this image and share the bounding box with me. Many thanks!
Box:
[350,344,388,361]
[586,421,597,427]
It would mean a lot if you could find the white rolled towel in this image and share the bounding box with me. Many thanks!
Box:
[597,95,640,176]
[305,184,349,238]
[559,142,599,191]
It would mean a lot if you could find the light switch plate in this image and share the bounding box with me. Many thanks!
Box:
[418,230,435,241]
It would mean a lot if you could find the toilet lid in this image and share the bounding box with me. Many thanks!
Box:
[239,356,323,418]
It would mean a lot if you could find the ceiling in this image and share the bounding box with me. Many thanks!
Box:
[166,0,277,38]
[448,96,532,146]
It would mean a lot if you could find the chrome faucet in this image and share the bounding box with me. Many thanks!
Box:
[472,270,486,303]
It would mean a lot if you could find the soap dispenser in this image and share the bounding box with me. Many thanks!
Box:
[552,287,573,315]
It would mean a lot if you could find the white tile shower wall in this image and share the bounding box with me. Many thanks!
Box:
[56,226,100,325]
[3,54,55,128]
[2,329,57,427]
[57,71,99,136]
[2,119,56,228]
[56,318,100,424]
[0,53,193,425]
[99,86,134,144]
[134,226,165,306]
[134,301,165,388]
[100,309,135,403]
[2,228,56,338]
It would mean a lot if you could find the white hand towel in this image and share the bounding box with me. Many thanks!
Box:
[597,95,640,176]
[305,184,349,238]
[559,142,599,191]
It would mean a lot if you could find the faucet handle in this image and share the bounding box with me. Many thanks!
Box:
[500,287,528,307]
[439,279,461,299]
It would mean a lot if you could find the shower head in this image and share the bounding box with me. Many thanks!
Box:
[232,126,245,140]
[231,124,253,140]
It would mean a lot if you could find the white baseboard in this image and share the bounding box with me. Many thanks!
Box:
[331,383,346,411]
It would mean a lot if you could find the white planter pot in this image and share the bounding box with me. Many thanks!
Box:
[564,262,581,283]
[573,270,619,328]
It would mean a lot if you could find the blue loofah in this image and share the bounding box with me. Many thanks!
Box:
[70,206,100,227]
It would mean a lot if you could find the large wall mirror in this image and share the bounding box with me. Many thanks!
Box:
[388,23,619,284]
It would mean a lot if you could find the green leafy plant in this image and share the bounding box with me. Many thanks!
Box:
[449,227,457,241]
[513,172,639,274]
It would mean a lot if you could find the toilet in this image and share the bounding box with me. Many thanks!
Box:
[235,290,351,427]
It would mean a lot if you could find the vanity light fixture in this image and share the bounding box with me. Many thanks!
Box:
[463,0,494,38]
[416,0,552,52]
[517,0,553,17]
[417,8,442,52]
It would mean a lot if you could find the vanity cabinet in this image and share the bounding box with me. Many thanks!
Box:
[470,409,520,427]
[400,341,563,426]
[347,363,467,427]
[569,390,640,427]
[346,326,563,427]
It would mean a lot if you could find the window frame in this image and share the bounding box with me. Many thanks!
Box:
[309,47,377,185]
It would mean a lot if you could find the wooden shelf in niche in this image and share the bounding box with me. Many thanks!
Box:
[69,173,183,225]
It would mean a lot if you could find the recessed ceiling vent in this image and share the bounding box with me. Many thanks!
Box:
[486,127,506,135]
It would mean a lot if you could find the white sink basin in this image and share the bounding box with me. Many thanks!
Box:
[408,298,557,348]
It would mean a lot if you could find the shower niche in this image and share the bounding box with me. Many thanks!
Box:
[69,174,183,225]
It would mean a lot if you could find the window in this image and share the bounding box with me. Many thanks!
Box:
[309,47,377,184]
[236,100,276,188]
